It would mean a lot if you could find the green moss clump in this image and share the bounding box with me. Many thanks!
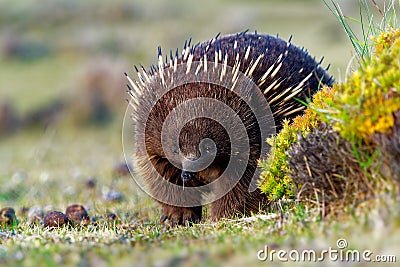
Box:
[323,29,400,141]
[258,88,335,200]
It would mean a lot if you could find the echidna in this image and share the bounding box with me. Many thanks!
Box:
[126,31,333,225]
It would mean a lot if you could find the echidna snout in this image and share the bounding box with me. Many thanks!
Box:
[180,170,195,182]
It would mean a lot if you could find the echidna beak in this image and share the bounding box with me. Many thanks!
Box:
[181,170,195,182]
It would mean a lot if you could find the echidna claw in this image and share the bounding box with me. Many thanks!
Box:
[160,215,168,223]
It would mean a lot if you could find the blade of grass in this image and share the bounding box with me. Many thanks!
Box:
[322,0,400,63]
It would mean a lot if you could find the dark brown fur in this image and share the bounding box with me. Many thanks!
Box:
[129,32,333,225]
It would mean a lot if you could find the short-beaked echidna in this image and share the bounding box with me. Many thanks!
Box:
[126,31,333,225]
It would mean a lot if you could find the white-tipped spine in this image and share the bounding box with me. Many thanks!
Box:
[127,86,140,107]
[290,71,313,93]
[276,53,283,63]
[186,53,194,74]
[259,64,275,86]
[183,46,190,61]
[203,53,208,73]
[270,62,282,79]
[126,74,142,96]
[232,62,241,84]
[220,53,228,81]
[128,98,139,109]
[195,59,203,75]
[244,45,251,60]
[278,105,305,117]
[263,79,279,95]
[246,53,264,77]
[141,66,151,83]
[174,55,178,73]
[214,50,218,69]
[231,76,239,91]
[233,53,240,72]
[158,49,166,86]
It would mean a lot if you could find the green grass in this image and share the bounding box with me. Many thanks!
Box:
[1,195,399,266]
[323,0,400,62]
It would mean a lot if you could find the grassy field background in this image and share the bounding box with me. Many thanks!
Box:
[0,0,399,266]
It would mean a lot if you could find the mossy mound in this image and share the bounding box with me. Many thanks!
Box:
[287,123,374,208]
[258,87,335,200]
[259,28,400,206]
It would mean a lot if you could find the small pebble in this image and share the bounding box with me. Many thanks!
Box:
[90,215,102,224]
[65,204,90,226]
[103,190,124,202]
[27,205,44,224]
[85,178,97,188]
[43,211,71,228]
[0,207,17,227]
[107,212,117,221]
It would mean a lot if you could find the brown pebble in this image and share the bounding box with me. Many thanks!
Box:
[65,204,90,226]
[43,211,72,228]
[85,178,97,189]
[0,207,17,228]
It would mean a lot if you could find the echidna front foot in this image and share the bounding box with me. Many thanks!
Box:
[160,204,202,226]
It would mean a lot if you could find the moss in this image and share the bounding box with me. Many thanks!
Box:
[258,87,335,200]
[324,28,400,141]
